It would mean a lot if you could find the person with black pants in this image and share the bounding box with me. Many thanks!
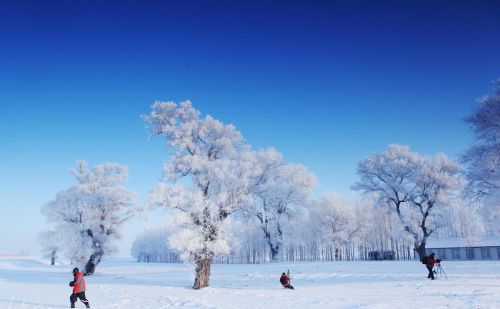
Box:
[69,267,90,308]
[426,253,438,280]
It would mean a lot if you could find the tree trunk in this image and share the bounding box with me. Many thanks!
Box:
[414,241,427,260]
[50,249,56,265]
[84,251,103,275]
[193,258,212,290]
[269,243,280,261]
[263,228,281,261]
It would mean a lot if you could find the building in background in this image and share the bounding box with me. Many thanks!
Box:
[425,236,500,261]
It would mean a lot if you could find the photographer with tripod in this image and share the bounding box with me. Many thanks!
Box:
[421,252,442,280]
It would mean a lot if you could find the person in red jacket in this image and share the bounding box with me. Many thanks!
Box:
[426,253,437,280]
[69,268,90,308]
[280,272,294,289]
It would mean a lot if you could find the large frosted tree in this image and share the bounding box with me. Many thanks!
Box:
[308,193,356,260]
[462,80,500,233]
[144,101,261,289]
[41,161,138,274]
[248,148,316,261]
[353,145,464,258]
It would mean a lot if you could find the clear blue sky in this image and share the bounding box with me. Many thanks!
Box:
[1,0,499,255]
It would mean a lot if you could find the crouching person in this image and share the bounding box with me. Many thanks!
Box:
[280,272,294,289]
[69,267,90,308]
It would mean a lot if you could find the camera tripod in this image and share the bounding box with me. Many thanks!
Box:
[434,263,448,279]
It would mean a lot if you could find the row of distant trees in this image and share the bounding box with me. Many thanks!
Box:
[130,200,417,264]
[40,80,499,289]
[131,168,486,265]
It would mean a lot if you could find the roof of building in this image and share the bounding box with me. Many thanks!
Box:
[426,236,500,249]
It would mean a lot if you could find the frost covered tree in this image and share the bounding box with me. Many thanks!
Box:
[355,197,414,260]
[438,200,485,241]
[248,148,316,261]
[353,145,464,258]
[38,230,60,265]
[308,193,366,260]
[41,161,138,275]
[144,101,261,289]
[462,80,500,233]
[309,193,353,260]
[229,217,270,263]
[131,226,179,263]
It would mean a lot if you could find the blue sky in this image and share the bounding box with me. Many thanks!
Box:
[1,0,499,255]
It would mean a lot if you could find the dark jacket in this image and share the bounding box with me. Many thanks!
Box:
[427,256,437,268]
[280,274,290,287]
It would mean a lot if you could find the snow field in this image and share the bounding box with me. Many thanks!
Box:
[0,256,499,309]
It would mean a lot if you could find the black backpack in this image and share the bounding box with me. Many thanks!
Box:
[421,256,429,264]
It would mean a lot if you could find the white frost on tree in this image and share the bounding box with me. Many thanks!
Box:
[439,200,485,244]
[41,160,138,274]
[38,230,60,265]
[131,225,180,263]
[348,192,417,260]
[353,144,465,258]
[247,148,316,261]
[462,79,500,234]
[308,192,366,260]
[144,101,262,289]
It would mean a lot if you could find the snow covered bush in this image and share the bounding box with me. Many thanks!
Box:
[41,160,138,274]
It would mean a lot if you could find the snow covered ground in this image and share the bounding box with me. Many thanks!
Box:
[0,256,499,309]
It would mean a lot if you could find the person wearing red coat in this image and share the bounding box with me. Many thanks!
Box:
[280,272,294,289]
[426,253,437,280]
[69,268,90,308]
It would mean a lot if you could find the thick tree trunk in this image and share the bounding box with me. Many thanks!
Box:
[193,258,212,289]
[269,244,280,261]
[84,251,103,275]
[415,241,427,260]
[414,203,431,260]
[262,227,281,261]
[265,228,282,261]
